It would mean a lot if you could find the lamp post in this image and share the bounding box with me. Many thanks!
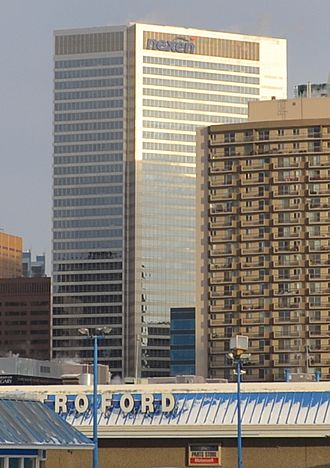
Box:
[227,335,250,468]
[79,326,112,468]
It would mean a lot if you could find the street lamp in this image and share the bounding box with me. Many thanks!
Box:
[227,335,250,468]
[79,326,112,468]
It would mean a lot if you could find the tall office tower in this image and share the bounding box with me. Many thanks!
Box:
[52,23,287,377]
[295,75,330,98]
[0,277,51,359]
[197,97,330,382]
[0,232,22,279]
[22,251,46,277]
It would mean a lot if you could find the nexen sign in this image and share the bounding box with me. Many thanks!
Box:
[146,37,195,54]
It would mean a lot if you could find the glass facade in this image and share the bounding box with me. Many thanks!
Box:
[52,37,125,374]
[170,307,196,376]
[138,46,260,376]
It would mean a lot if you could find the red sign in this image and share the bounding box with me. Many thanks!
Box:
[190,457,219,465]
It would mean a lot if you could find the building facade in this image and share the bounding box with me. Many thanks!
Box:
[197,97,330,381]
[22,251,46,277]
[170,307,196,376]
[294,75,330,98]
[0,277,51,359]
[0,232,22,279]
[52,23,287,377]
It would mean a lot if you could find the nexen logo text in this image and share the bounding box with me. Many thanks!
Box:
[146,38,195,54]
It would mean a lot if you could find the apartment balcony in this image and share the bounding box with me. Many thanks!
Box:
[213,262,237,270]
[272,316,301,324]
[274,245,303,254]
[240,304,265,312]
[241,178,270,186]
[241,261,263,269]
[272,203,302,212]
[247,331,270,338]
[210,233,236,243]
[209,318,236,326]
[272,259,304,268]
[241,162,266,171]
[241,289,264,297]
[273,274,303,282]
[307,258,330,266]
[240,316,266,325]
[240,246,270,255]
[309,344,330,352]
[272,176,302,184]
[272,162,300,169]
[272,344,301,352]
[210,304,238,313]
[272,231,302,240]
[240,220,267,228]
[308,330,330,337]
[308,314,330,323]
[309,189,330,196]
[308,202,330,210]
[273,289,301,296]
[273,301,302,310]
[307,160,330,168]
[308,244,330,252]
[209,275,238,285]
[209,357,230,367]
[209,291,238,299]
[209,165,236,174]
[272,359,302,367]
[241,275,270,283]
[240,206,266,214]
[248,344,271,353]
[273,189,302,198]
[308,287,330,295]
[209,192,237,202]
[210,204,237,214]
[273,218,302,226]
[241,192,267,200]
[307,216,330,224]
[240,233,270,241]
[272,330,301,338]
[307,232,330,240]
[307,301,330,309]
[209,178,237,188]
[307,175,330,182]
[209,220,237,229]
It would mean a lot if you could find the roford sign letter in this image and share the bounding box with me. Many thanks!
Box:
[53,392,176,414]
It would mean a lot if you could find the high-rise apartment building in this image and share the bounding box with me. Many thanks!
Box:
[197,97,330,382]
[52,23,287,377]
[0,232,22,279]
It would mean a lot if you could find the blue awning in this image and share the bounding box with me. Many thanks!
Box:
[0,398,93,449]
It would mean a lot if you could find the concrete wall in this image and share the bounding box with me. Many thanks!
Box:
[249,97,330,121]
[46,438,330,468]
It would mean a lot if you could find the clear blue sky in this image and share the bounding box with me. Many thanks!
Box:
[0,0,328,272]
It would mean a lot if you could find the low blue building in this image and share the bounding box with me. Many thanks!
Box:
[170,307,196,376]
[0,396,92,467]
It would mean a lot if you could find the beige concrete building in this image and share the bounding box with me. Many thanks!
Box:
[0,231,22,278]
[197,97,330,381]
